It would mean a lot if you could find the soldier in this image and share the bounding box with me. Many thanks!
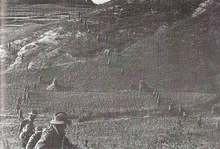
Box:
[216,120,220,131]
[16,103,20,113]
[26,91,31,101]
[178,105,183,118]
[35,112,78,149]
[168,102,174,113]
[197,115,202,128]
[156,94,161,106]
[33,82,37,90]
[38,75,42,83]
[26,126,43,149]
[107,59,111,66]
[120,69,124,75]
[19,110,38,148]
[139,80,143,93]
[130,81,135,90]
[182,111,187,121]
[17,96,22,105]
[19,109,24,120]
[78,12,81,19]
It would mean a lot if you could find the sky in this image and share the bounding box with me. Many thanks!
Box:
[92,0,111,4]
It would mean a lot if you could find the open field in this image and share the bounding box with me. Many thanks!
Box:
[2,88,220,148]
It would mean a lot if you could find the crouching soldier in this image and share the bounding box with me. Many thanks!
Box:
[34,112,79,149]
[19,110,38,148]
[26,126,43,149]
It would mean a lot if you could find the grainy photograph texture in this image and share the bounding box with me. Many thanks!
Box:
[0,0,220,148]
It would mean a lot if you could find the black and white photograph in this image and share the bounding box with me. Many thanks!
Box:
[0,0,220,148]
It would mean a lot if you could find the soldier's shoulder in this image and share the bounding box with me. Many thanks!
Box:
[41,126,54,138]
[21,119,29,125]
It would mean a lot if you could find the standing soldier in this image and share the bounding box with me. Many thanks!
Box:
[35,112,78,149]
[18,109,24,120]
[26,126,43,149]
[130,81,135,90]
[197,114,202,128]
[120,69,124,76]
[18,110,37,148]
[78,12,81,19]
[17,96,22,105]
[178,105,183,118]
[182,111,187,121]
[156,94,161,106]
[139,80,143,93]
[26,90,31,101]
[16,103,20,113]
[216,120,220,131]
[168,102,174,113]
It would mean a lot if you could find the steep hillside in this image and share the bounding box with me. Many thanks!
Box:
[2,0,220,93]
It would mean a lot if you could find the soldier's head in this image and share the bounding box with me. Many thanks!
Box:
[28,110,37,120]
[50,112,71,133]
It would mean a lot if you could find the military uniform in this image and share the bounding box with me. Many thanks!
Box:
[19,119,35,148]
[19,110,38,148]
[34,125,77,149]
[26,126,42,149]
[35,112,78,149]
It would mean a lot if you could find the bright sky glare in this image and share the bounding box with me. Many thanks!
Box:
[92,0,111,4]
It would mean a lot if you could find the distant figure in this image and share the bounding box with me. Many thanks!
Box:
[34,112,78,149]
[182,111,187,121]
[26,126,43,149]
[156,95,161,106]
[19,110,38,148]
[130,81,135,90]
[139,80,144,93]
[107,59,111,66]
[21,54,24,62]
[197,115,202,128]
[168,102,174,113]
[38,75,42,83]
[120,69,124,75]
[105,36,108,42]
[23,92,26,103]
[8,42,11,51]
[16,104,20,113]
[17,97,22,105]
[152,88,157,97]
[216,120,220,131]
[78,12,81,19]
[33,82,37,90]
[26,91,31,101]
[84,20,87,27]
[24,84,30,93]
[18,109,24,120]
[178,105,184,118]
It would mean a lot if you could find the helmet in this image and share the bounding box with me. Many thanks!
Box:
[50,112,71,125]
[28,110,38,116]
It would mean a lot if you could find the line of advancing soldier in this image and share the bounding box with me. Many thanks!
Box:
[16,85,32,120]
[19,110,79,149]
